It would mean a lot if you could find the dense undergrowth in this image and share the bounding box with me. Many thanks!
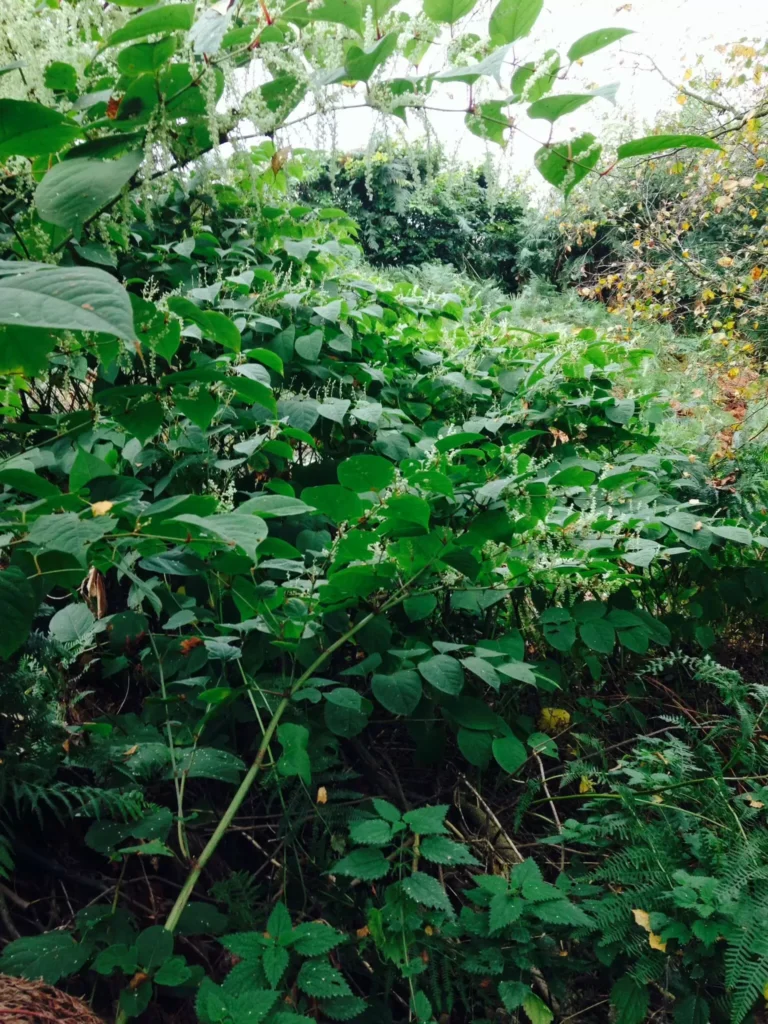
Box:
[2,2,768,1024]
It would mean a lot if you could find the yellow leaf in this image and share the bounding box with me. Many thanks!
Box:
[579,776,593,794]
[683,69,692,81]
[538,707,571,734]
[717,256,734,267]
[91,500,114,517]
[316,786,328,805]
[649,932,667,952]
[749,800,764,809]
[632,909,652,932]
[676,93,687,105]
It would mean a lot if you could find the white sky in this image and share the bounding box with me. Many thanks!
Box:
[253,0,763,180]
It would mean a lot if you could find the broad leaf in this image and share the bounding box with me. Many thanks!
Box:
[0,265,136,340]
[567,27,633,62]
[106,3,196,46]
[35,153,143,231]
[424,0,478,24]
[617,134,722,160]
[489,0,542,45]
[0,567,37,660]
[0,100,81,159]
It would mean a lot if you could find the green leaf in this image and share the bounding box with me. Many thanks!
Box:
[176,903,228,936]
[489,891,524,932]
[106,3,196,46]
[401,872,453,913]
[345,32,399,81]
[117,37,178,75]
[114,402,164,444]
[548,466,595,488]
[302,485,364,524]
[154,955,192,987]
[0,100,81,159]
[0,932,90,984]
[167,296,241,351]
[418,654,464,695]
[466,101,509,146]
[0,265,136,340]
[175,512,268,563]
[135,925,173,971]
[307,0,363,33]
[424,0,478,24]
[511,50,559,101]
[458,728,493,767]
[579,620,615,654]
[337,454,395,492]
[239,494,314,517]
[297,960,352,998]
[263,945,289,988]
[0,566,37,660]
[290,923,343,957]
[528,93,595,122]
[420,835,479,866]
[277,723,311,784]
[489,0,542,44]
[35,153,143,232]
[540,608,576,652]
[324,688,371,738]
[567,27,633,62]
[372,670,422,715]
[349,818,393,845]
[674,994,710,1024]
[611,976,649,1024]
[460,655,501,690]
[172,747,245,784]
[535,133,601,194]
[616,134,722,160]
[402,805,449,835]
[492,735,527,774]
[27,512,115,565]
[435,46,510,85]
[69,447,116,492]
[295,329,323,360]
[617,626,649,655]
[49,603,96,646]
[499,981,530,1012]
[523,992,554,1024]
[372,798,401,822]
[403,593,437,622]
[710,525,752,545]
[174,390,219,430]
[44,62,78,92]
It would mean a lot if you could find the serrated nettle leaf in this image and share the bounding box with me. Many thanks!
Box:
[401,871,453,914]
[402,805,449,835]
[290,922,344,956]
[349,817,393,845]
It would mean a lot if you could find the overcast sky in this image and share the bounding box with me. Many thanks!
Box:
[257,0,763,179]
